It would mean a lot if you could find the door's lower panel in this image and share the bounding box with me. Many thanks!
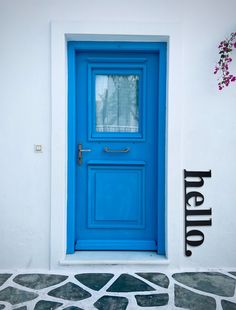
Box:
[87,161,145,230]
[76,160,157,250]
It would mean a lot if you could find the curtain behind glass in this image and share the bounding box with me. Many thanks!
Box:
[96,75,139,132]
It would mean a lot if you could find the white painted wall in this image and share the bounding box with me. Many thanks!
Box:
[0,0,236,270]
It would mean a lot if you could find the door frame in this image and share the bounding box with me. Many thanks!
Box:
[67,41,167,254]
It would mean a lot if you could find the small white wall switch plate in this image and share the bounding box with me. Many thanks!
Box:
[34,144,43,152]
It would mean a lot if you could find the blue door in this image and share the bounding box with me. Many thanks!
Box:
[67,42,166,253]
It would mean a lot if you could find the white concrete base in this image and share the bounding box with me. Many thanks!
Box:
[60,252,170,265]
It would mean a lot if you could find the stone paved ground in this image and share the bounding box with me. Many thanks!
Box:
[0,271,236,309]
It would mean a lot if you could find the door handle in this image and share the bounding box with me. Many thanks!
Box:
[104,147,130,153]
[78,143,92,165]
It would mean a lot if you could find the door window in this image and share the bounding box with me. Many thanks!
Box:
[90,66,144,140]
[95,74,139,133]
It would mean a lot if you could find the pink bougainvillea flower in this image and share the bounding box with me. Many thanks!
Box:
[214,67,219,74]
[214,32,236,90]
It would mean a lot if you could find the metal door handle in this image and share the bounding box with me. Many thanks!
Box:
[104,147,130,153]
[78,144,92,165]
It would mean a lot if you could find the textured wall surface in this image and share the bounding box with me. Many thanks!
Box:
[0,0,236,270]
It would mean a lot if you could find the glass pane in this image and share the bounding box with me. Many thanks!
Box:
[95,75,139,132]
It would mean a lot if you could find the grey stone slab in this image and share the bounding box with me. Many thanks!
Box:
[48,282,91,301]
[107,274,155,292]
[172,272,236,297]
[0,305,5,310]
[13,274,68,289]
[135,293,169,307]
[0,274,11,287]
[63,307,84,310]
[222,300,236,310]
[64,306,83,310]
[75,273,114,291]
[94,296,128,310]
[136,273,169,288]
[229,272,236,277]
[0,286,38,305]
[34,300,62,310]
[175,284,216,310]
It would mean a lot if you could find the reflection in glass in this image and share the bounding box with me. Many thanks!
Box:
[96,75,139,132]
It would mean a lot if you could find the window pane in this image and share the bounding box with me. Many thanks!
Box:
[96,75,139,132]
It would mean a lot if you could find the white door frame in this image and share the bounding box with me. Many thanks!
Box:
[50,21,183,271]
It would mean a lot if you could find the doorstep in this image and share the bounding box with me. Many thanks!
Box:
[60,251,169,265]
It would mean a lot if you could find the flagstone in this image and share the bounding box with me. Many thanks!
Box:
[94,296,128,310]
[0,274,11,287]
[63,307,84,310]
[48,282,91,301]
[0,286,38,305]
[229,272,236,277]
[175,284,216,310]
[221,300,236,310]
[135,293,169,307]
[75,273,114,291]
[34,300,62,310]
[107,274,155,292]
[173,272,236,297]
[14,274,68,290]
[136,273,169,288]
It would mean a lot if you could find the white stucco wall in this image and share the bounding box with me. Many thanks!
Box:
[0,0,236,271]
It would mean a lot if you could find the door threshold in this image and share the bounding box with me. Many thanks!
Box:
[60,251,169,265]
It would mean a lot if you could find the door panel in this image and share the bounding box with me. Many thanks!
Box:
[67,42,166,253]
[87,162,145,229]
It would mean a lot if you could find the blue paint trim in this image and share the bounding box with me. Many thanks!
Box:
[87,160,145,166]
[67,43,77,254]
[67,41,167,255]
[67,41,165,52]
[87,57,147,64]
[156,43,167,255]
